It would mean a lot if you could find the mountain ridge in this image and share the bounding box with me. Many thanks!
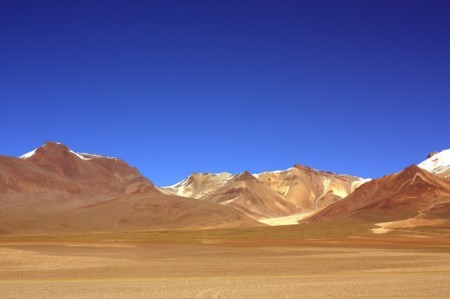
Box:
[302,164,450,233]
[163,162,370,220]
[0,142,260,235]
[2,141,449,235]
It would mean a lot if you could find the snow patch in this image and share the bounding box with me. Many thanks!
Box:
[19,143,118,161]
[418,149,450,177]
[77,152,118,160]
[162,172,232,189]
[161,172,233,199]
[163,177,191,189]
[69,150,117,161]
[19,148,37,159]
[69,150,90,160]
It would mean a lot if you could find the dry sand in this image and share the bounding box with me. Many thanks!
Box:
[1,240,449,298]
[258,212,315,226]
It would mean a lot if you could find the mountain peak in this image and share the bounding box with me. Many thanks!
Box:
[393,164,437,187]
[20,141,70,159]
[233,171,258,181]
[293,164,319,172]
[20,141,119,162]
[417,149,450,178]
[16,141,157,194]
[401,164,423,176]
[238,170,253,177]
[44,140,66,147]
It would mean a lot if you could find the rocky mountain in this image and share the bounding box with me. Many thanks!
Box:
[201,171,298,219]
[255,165,368,211]
[14,141,158,196]
[0,142,260,235]
[162,164,369,221]
[3,141,448,235]
[303,165,450,233]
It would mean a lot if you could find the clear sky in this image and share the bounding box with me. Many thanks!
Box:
[1,0,449,185]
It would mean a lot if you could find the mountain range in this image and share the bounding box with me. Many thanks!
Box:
[0,142,259,235]
[0,141,449,236]
[162,165,369,222]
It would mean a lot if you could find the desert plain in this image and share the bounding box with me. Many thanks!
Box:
[1,144,449,298]
[1,224,449,299]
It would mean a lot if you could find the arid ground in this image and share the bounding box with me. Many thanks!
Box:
[1,228,449,298]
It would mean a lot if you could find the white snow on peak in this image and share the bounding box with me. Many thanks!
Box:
[161,172,233,199]
[163,177,190,189]
[162,172,232,189]
[69,150,118,161]
[69,150,90,160]
[19,148,38,159]
[253,169,286,178]
[418,149,450,177]
[77,152,118,160]
[19,142,62,159]
[19,144,118,161]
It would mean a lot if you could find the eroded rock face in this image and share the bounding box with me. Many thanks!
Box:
[256,165,368,212]
[162,148,450,222]
[163,164,369,220]
[201,171,299,220]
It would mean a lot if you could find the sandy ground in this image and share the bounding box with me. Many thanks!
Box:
[258,212,315,226]
[372,218,449,234]
[0,241,449,298]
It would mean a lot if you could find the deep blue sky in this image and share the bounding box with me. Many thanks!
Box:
[1,0,449,185]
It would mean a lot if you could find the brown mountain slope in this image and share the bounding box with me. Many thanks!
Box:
[20,141,158,195]
[303,165,450,226]
[163,165,368,222]
[0,193,259,235]
[256,165,368,212]
[0,142,260,235]
[0,155,79,197]
[201,171,298,220]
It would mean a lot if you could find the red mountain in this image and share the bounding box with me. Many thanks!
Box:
[303,165,450,233]
[0,142,260,235]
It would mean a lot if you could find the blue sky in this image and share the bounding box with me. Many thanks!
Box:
[1,0,449,185]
